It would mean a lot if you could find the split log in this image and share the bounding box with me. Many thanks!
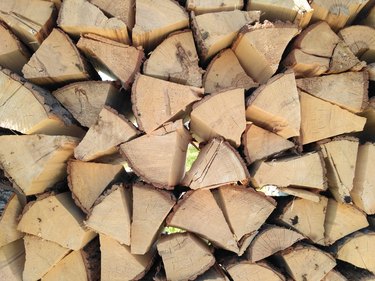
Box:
[181,138,250,190]
[58,0,129,43]
[245,71,301,139]
[120,120,191,188]
[132,75,203,133]
[196,264,229,281]
[68,160,124,213]
[328,41,364,74]
[17,192,96,250]
[226,261,285,281]
[167,189,239,253]
[321,270,348,281]
[143,30,204,87]
[0,135,78,195]
[277,187,321,202]
[186,0,244,14]
[22,29,93,86]
[0,0,57,51]
[132,0,189,51]
[237,231,258,257]
[192,10,260,62]
[157,232,215,281]
[0,239,25,281]
[131,182,175,255]
[190,88,246,147]
[232,21,299,83]
[203,49,258,93]
[77,34,144,89]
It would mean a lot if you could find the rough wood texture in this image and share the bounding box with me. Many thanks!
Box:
[328,41,364,74]
[186,0,244,14]
[196,264,229,281]
[226,261,285,281]
[321,270,348,281]
[0,239,25,281]
[0,191,23,247]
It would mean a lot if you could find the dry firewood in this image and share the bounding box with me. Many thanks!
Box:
[0,135,78,195]
[196,264,229,281]
[278,187,321,202]
[68,160,124,213]
[190,88,246,147]
[157,232,215,281]
[321,270,348,281]
[361,5,375,27]
[226,261,285,281]
[17,192,96,250]
[192,10,260,62]
[186,0,244,14]
[246,225,305,263]
[181,138,250,190]
[132,74,203,133]
[328,41,364,74]
[359,98,375,142]
[77,34,144,89]
[167,189,238,253]
[337,262,375,281]
[143,30,204,87]
[131,182,175,255]
[0,0,57,51]
[203,49,258,93]
[132,0,189,51]
[237,231,258,256]
[0,239,25,281]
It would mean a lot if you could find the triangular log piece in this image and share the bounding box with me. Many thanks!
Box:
[17,192,96,250]
[157,232,215,281]
[131,182,175,255]
[276,196,328,245]
[246,0,313,28]
[22,29,93,86]
[120,120,191,188]
[215,185,276,241]
[181,138,250,190]
[68,160,124,213]
[251,152,326,190]
[358,98,375,142]
[77,34,144,89]
[167,189,239,253]
[299,91,366,145]
[328,41,364,74]
[238,231,258,257]
[321,270,348,281]
[226,261,285,281]
[245,71,301,139]
[132,74,203,133]
[132,0,189,51]
[0,0,56,51]
[232,21,299,83]
[23,235,70,281]
[57,0,129,43]
[319,137,360,203]
[100,234,154,281]
[143,30,204,87]
[325,199,369,245]
[296,72,368,113]
[242,124,295,164]
[85,184,131,245]
[192,10,260,62]
[0,135,79,196]
[277,187,321,202]
[351,142,375,215]
[0,190,23,247]
[276,244,336,281]
[246,225,305,263]
[74,106,139,161]
[190,88,246,147]
[196,264,229,281]
[186,0,244,14]
[203,49,258,93]
[0,239,25,281]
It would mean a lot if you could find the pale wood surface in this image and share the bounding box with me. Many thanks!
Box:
[227,261,285,281]
[328,41,364,74]
[0,239,25,281]
[278,187,321,202]
[321,270,348,281]
[0,191,23,247]
[186,0,244,14]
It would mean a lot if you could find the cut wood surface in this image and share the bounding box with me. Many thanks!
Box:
[186,0,244,14]
[238,231,258,256]
[321,270,348,281]
[0,239,25,281]
[328,41,364,74]
[226,261,285,281]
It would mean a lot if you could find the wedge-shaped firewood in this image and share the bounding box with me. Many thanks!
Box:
[215,185,276,241]
[58,0,129,43]
[132,183,175,255]
[226,261,285,281]
[100,234,154,281]
[0,0,56,51]
[23,235,70,281]
[247,225,305,262]
[196,264,229,281]
[132,75,203,133]
[296,72,368,113]
[245,71,301,139]
[18,192,96,250]
[203,49,258,93]
[143,30,203,87]
[186,0,244,14]
[325,199,369,245]
[0,239,25,281]
[121,120,190,188]
[300,92,366,145]
[22,29,93,86]
[167,189,238,253]
[68,160,124,213]
[278,187,321,202]
[321,270,347,281]
[157,233,215,281]
[190,88,246,147]
[192,10,260,61]
[132,0,189,51]
[181,138,249,189]
[276,244,336,281]
[320,138,359,203]
[0,135,78,195]
[328,41,364,74]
